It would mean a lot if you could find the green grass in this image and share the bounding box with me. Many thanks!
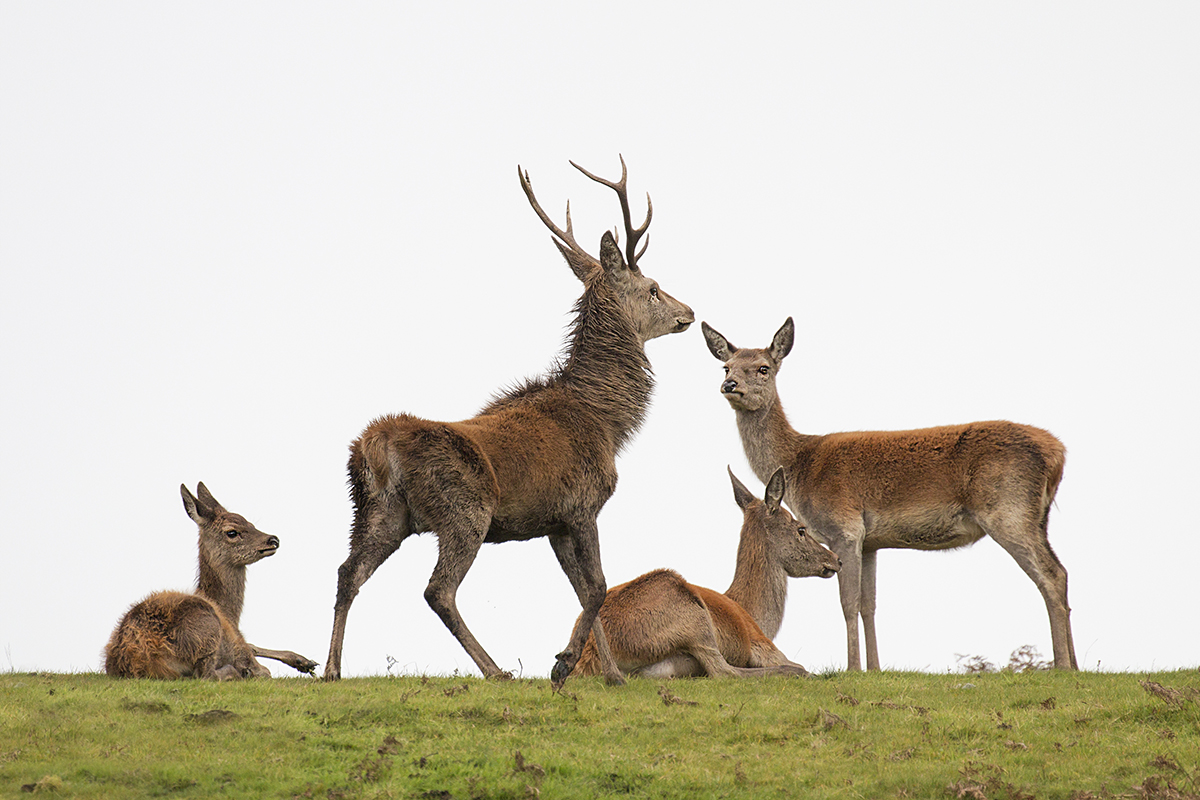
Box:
[1,670,1197,799]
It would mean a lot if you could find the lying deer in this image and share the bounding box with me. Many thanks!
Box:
[702,318,1077,671]
[571,467,841,679]
[105,483,317,679]
[324,157,694,686]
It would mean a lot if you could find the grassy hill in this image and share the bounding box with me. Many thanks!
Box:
[1,669,1197,799]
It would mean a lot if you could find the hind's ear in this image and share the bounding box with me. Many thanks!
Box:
[769,318,794,364]
[764,467,786,513]
[702,322,738,362]
[729,467,756,510]
[182,483,212,525]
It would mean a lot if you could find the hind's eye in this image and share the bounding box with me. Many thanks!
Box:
[650,286,659,300]
[224,530,239,540]
[758,366,770,375]
[723,366,730,374]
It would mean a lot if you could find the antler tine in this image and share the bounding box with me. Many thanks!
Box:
[517,165,600,269]
[569,154,652,270]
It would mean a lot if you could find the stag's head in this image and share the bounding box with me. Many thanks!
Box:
[519,156,693,344]
[730,466,839,579]
[181,482,279,569]
[702,317,794,412]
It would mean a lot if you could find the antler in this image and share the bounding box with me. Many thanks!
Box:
[517,165,601,273]
[517,156,652,274]
[570,154,652,271]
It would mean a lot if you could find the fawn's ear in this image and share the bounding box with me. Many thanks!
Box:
[181,483,212,525]
[768,317,794,364]
[729,466,756,511]
[195,481,226,513]
[764,467,787,513]
[702,322,738,362]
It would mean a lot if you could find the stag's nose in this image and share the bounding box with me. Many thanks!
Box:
[721,379,738,394]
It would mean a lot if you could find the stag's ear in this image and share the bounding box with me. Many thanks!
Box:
[764,467,787,513]
[552,238,595,283]
[769,317,795,364]
[182,483,213,525]
[729,467,756,511]
[598,230,627,275]
[702,322,738,362]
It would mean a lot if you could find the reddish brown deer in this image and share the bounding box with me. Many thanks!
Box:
[104,483,318,679]
[570,467,841,679]
[323,157,694,686]
[702,318,1076,671]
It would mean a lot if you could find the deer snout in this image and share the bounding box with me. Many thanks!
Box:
[721,379,739,394]
[260,535,280,555]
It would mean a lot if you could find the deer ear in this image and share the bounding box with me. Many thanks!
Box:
[182,483,211,525]
[728,467,756,510]
[769,317,794,364]
[552,238,595,283]
[598,230,627,274]
[702,322,738,362]
[764,467,787,513]
[195,481,226,512]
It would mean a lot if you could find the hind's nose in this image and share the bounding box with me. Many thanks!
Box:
[721,379,738,394]
[267,535,280,549]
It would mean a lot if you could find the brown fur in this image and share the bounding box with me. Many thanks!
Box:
[104,483,317,680]
[324,158,694,686]
[703,317,1076,671]
[571,468,841,679]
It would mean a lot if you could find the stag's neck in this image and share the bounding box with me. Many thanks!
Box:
[736,398,817,488]
[196,552,247,626]
[725,528,790,640]
[559,285,654,451]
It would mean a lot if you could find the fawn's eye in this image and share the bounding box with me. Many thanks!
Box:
[758,366,770,375]
[224,530,240,540]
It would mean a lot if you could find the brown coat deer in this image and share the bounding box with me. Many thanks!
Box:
[702,317,1077,671]
[104,483,318,679]
[323,157,694,686]
[570,467,841,679]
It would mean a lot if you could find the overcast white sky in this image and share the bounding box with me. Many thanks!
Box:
[2,3,1197,679]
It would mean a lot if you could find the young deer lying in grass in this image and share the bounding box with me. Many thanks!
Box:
[703,318,1076,671]
[324,157,694,686]
[571,468,841,679]
[105,483,317,679]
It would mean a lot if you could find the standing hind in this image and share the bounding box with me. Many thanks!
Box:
[324,158,694,686]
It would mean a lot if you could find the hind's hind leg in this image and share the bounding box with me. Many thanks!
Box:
[325,494,410,681]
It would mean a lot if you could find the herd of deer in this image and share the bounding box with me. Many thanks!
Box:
[105,158,1077,684]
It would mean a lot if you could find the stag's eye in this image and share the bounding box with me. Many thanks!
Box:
[758,366,770,375]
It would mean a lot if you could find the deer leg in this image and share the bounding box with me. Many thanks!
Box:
[324,496,409,681]
[833,537,865,672]
[549,532,625,687]
[548,521,611,688]
[983,514,1077,670]
[860,549,881,671]
[423,520,508,679]
[250,645,318,675]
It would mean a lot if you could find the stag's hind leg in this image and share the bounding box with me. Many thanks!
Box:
[981,508,1077,670]
[422,516,507,679]
[325,493,411,681]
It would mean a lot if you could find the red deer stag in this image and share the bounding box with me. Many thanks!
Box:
[323,157,694,686]
[702,318,1076,671]
[570,467,840,679]
[105,483,318,679]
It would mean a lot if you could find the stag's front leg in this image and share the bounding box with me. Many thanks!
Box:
[549,522,619,687]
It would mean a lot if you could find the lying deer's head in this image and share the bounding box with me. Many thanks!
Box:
[730,466,839,579]
[519,156,694,343]
[182,482,280,569]
[702,317,794,412]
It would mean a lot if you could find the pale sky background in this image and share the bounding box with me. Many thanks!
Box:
[2,3,1197,679]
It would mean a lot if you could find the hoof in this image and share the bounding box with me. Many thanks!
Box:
[550,656,572,688]
[487,670,515,682]
[604,672,627,687]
